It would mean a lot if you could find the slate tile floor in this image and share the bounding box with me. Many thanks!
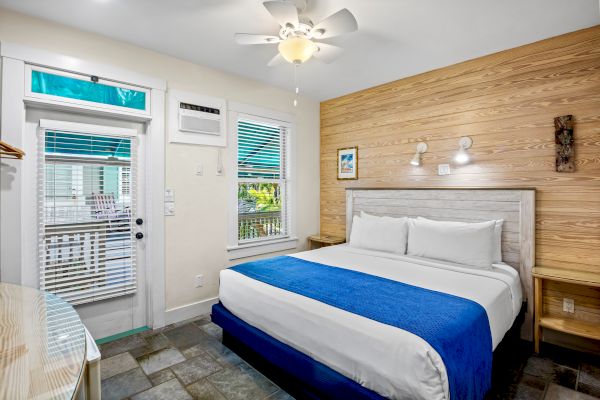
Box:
[99,315,600,400]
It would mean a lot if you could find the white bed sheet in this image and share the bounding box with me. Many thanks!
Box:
[218,245,522,400]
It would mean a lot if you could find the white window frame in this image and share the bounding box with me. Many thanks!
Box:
[227,102,297,260]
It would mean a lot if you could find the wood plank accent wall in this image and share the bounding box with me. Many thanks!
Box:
[320,26,600,348]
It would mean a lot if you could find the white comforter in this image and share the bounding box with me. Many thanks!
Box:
[219,245,522,400]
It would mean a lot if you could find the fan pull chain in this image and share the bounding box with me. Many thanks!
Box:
[293,63,299,107]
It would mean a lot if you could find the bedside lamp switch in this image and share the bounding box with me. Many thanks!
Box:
[563,298,575,313]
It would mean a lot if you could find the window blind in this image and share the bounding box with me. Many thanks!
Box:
[237,119,289,242]
[39,131,137,305]
[238,120,283,179]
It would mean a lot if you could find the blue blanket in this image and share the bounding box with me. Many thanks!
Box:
[231,256,493,400]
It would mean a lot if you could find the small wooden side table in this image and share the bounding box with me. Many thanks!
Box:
[307,234,345,250]
[532,267,600,353]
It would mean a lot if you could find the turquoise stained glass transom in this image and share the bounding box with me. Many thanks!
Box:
[31,70,146,111]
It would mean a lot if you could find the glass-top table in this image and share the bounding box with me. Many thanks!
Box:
[0,282,87,399]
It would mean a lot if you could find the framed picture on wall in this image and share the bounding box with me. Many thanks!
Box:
[337,146,358,180]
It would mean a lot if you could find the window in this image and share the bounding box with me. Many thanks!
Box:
[237,119,289,242]
[27,65,149,114]
[39,130,137,305]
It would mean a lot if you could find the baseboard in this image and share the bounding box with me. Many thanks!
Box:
[96,326,151,345]
[164,297,219,325]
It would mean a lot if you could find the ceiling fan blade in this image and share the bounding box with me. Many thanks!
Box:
[312,43,344,63]
[267,53,286,67]
[312,9,358,39]
[234,33,281,45]
[263,1,299,28]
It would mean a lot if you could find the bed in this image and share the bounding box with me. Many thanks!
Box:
[213,188,535,400]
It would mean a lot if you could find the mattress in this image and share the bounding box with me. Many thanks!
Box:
[219,244,522,400]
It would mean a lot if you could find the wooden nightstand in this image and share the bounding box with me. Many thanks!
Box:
[307,235,345,250]
[532,267,600,353]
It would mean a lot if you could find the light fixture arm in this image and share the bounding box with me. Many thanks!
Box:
[410,142,428,166]
[416,142,428,154]
[458,136,473,150]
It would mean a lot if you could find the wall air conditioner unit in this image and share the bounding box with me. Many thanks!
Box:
[168,90,227,147]
[179,103,221,135]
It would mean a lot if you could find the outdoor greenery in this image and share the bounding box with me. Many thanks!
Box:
[238,183,281,212]
[238,183,282,240]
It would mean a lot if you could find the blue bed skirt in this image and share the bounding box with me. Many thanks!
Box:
[211,302,385,400]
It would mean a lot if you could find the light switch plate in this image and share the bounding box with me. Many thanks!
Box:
[165,188,174,202]
[165,202,175,216]
[438,164,451,175]
[563,298,575,313]
[195,274,204,288]
[196,164,204,176]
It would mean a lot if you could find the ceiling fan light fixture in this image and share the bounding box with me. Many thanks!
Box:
[312,28,325,38]
[278,37,317,64]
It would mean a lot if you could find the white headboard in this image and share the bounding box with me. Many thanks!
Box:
[346,188,536,339]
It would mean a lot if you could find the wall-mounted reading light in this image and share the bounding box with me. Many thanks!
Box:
[410,142,428,166]
[454,136,473,164]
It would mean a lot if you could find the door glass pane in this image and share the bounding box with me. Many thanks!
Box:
[32,70,146,111]
[40,131,137,305]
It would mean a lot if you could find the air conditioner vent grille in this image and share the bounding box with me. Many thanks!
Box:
[180,102,220,115]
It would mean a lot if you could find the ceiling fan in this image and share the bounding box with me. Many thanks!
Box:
[234,0,358,66]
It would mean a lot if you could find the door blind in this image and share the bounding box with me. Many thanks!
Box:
[39,130,137,305]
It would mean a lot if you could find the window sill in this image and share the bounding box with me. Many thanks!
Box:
[227,237,298,260]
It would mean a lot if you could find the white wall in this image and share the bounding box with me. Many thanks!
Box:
[0,8,320,319]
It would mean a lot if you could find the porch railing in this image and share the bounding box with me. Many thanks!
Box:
[238,211,283,241]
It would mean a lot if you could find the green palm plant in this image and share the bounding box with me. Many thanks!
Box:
[248,184,281,212]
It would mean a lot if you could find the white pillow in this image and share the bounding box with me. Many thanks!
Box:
[407,217,496,269]
[349,213,408,254]
[349,215,363,246]
[493,219,504,263]
[416,217,504,263]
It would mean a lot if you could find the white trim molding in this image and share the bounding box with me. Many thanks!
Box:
[164,297,220,325]
[146,87,167,329]
[39,119,138,137]
[0,42,166,90]
[227,237,299,260]
[228,101,294,124]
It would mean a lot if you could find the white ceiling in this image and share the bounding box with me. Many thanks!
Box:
[1,0,598,100]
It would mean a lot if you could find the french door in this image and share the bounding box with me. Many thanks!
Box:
[38,119,147,339]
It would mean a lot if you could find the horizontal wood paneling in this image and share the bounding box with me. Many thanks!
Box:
[320,26,600,347]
